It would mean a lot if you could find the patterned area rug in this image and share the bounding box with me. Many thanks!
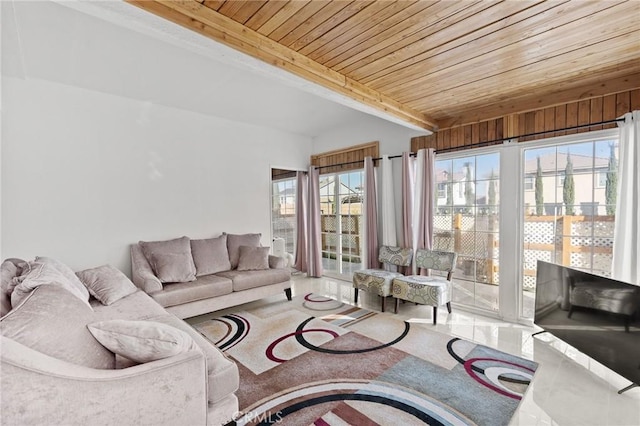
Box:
[192,294,537,425]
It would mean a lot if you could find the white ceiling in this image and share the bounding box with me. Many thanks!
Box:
[2,0,429,138]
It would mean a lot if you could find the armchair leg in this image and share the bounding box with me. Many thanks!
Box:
[433,306,438,325]
[354,288,359,304]
[446,302,452,313]
[381,296,386,312]
[395,298,399,314]
[285,288,292,301]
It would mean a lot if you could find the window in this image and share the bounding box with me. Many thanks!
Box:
[271,170,297,257]
[524,175,534,190]
[435,152,500,312]
[320,170,364,279]
[521,136,619,318]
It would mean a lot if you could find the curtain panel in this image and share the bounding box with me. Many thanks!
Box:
[293,171,308,273]
[412,148,436,275]
[307,166,323,278]
[381,155,397,247]
[364,157,379,269]
[401,152,414,275]
[613,111,639,284]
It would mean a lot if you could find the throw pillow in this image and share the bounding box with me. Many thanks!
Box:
[87,320,195,363]
[11,257,90,309]
[139,236,196,283]
[1,285,115,369]
[226,233,261,269]
[76,264,138,305]
[190,235,231,276]
[237,246,270,271]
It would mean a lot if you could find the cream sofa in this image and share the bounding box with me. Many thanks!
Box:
[1,258,239,426]
[130,233,291,319]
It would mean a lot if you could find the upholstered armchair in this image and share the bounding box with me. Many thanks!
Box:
[392,249,458,324]
[352,246,413,312]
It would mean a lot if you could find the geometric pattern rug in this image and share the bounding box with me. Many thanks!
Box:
[192,293,538,425]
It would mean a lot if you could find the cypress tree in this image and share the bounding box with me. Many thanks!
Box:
[488,170,497,215]
[563,152,575,215]
[535,156,544,216]
[465,163,475,212]
[605,144,617,215]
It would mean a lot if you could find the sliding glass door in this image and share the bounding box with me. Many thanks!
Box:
[435,151,500,312]
[319,170,364,280]
[521,135,619,319]
[271,169,297,259]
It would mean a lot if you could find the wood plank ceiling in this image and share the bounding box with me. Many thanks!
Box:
[128,0,640,132]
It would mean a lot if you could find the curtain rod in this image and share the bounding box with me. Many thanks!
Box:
[315,118,625,171]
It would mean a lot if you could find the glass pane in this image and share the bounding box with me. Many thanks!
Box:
[521,137,619,319]
[436,160,453,182]
[476,153,500,179]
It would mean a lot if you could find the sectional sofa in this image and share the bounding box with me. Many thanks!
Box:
[0,257,240,425]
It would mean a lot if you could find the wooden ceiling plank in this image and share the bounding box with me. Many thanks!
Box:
[267,1,332,42]
[202,0,225,12]
[297,0,399,57]
[285,1,377,52]
[355,0,554,83]
[401,24,640,107]
[321,0,492,72]
[256,0,311,37]
[218,1,253,19]
[427,60,640,121]
[316,1,440,68]
[277,1,357,48]
[410,45,640,116]
[127,0,437,130]
[334,1,504,75]
[419,56,640,113]
[382,2,638,100]
[244,0,290,31]
[371,0,625,93]
[432,69,640,127]
[221,1,268,25]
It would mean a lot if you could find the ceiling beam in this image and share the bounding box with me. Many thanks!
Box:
[126,0,438,131]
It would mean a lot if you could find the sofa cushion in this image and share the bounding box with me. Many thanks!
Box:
[139,236,197,283]
[150,275,233,309]
[90,289,169,321]
[237,246,270,271]
[76,264,138,305]
[191,235,231,276]
[87,320,196,363]
[0,285,115,369]
[216,269,291,292]
[226,233,261,269]
[1,259,24,317]
[11,257,91,309]
[148,314,239,404]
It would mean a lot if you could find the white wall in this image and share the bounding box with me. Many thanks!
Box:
[313,115,429,247]
[1,2,312,273]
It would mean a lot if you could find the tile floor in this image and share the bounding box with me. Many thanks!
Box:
[190,274,640,426]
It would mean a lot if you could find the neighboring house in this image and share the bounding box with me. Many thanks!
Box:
[523,152,610,216]
[319,178,363,215]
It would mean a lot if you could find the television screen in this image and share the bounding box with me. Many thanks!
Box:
[534,260,640,386]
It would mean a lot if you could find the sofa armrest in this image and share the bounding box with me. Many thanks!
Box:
[1,335,207,425]
[130,244,163,293]
[269,255,285,269]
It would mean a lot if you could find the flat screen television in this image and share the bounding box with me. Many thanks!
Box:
[534,260,640,389]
